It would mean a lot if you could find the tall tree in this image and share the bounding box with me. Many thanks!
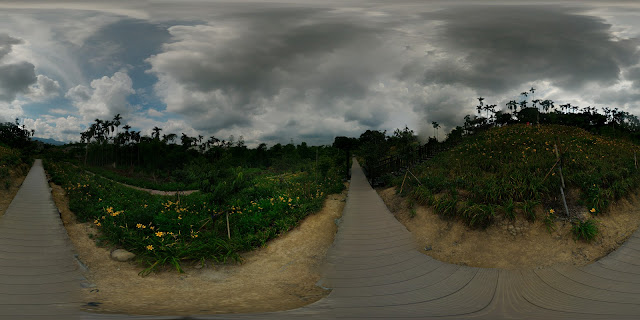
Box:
[152,126,162,140]
[432,121,441,141]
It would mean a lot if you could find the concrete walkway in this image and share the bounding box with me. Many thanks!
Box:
[2,159,640,319]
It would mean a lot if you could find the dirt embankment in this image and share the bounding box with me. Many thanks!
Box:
[51,182,348,315]
[378,187,640,269]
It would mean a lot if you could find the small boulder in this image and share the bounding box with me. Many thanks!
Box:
[111,249,135,262]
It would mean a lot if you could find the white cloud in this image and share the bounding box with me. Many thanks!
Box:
[27,74,60,101]
[146,108,164,118]
[23,115,84,142]
[65,71,135,120]
[0,100,26,123]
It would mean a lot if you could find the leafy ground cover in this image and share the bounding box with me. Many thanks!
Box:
[395,124,640,230]
[80,164,199,191]
[45,160,344,274]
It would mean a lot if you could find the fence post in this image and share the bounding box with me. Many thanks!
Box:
[554,143,570,218]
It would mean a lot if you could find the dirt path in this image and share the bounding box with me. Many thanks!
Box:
[79,166,199,196]
[51,182,348,315]
[378,187,640,269]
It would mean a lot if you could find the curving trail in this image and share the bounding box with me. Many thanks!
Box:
[1,159,640,319]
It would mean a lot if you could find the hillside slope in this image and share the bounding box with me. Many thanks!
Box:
[396,124,640,229]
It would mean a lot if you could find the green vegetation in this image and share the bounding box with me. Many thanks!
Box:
[0,146,25,189]
[0,119,35,189]
[1,119,35,152]
[572,219,599,242]
[394,124,640,229]
[45,152,344,274]
[543,209,557,233]
[361,88,640,241]
[81,165,199,192]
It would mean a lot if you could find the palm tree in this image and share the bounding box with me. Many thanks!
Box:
[131,131,141,166]
[519,100,527,110]
[81,123,98,165]
[112,114,122,166]
[432,121,441,141]
[162,133,177,144]
[476,97,484,118]
[529,87,536,102]
[506,100,517,113]
[483,104,497,121]
[152,126,162,140]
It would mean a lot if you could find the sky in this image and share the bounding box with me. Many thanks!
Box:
[1,0,640,146]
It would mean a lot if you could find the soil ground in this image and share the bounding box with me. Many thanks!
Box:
[378,187,640,269]
[50,182,348,315]
[0,171,26,217]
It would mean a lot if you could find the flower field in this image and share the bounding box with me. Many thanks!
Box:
[397,124,640,229]
[45,160,344,274]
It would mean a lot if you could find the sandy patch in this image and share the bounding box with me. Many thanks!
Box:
[50,182,348,315]
[378,187,640,269]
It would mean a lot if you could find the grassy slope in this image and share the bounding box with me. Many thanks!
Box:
[396,124,640,229]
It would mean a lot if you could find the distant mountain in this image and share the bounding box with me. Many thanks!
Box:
[33,137,66,146]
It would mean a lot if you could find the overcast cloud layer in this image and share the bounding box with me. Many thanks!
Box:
[1,0,640,145]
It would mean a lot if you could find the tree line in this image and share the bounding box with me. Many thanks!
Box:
[335,87,640,175]
[0,118,36,154]
[59,115,342,184]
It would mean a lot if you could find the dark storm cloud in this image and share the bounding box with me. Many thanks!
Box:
[148,7,398,134]
[161,22,379,101]
[0,34,37,101]
[0,33,22,60]
[79,18,171,78]
[419,6,640,93]
[627,65,640,87]
[0,62,36,101]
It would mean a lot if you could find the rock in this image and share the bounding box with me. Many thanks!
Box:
[194,263,204,269]
[424,245,433,251]
[111,249,135,262]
